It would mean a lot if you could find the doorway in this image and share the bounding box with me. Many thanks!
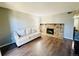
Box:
[73,15,79,55]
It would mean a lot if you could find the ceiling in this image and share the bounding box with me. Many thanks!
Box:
[0,2,79,16]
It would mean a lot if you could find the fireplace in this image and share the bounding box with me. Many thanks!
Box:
[40,23,64,39]
[47,28,54,35]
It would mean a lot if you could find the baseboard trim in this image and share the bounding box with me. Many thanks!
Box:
[0,43,17,56]
[0,50,1,56]
[64,38,73,41]
[0,41,15,48]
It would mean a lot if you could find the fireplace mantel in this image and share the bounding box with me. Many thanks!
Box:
[40,23,64,39]
[40,23,64,25]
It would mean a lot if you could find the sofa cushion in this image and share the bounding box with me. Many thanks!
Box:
[25,28,32,35]
[31,28,37,33]
[16,29,26,37]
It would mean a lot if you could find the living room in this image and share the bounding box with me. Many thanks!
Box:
[0,2,79,56]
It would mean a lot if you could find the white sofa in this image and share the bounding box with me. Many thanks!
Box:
[14,28,41,47]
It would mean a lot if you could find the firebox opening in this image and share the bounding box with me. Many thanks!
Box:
[47,28,54,35]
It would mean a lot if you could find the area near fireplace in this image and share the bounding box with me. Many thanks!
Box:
[40,23,64,39]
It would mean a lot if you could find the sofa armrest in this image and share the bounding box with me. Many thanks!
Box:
[13,32,19,40]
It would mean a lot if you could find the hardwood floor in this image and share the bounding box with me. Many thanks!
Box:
[4,35,72,56]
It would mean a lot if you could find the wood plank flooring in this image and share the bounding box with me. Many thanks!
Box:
[4,35,72,56]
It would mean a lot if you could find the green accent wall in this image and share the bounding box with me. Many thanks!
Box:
[0,7,13,47]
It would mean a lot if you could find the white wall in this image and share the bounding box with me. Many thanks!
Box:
[9,11,40,31]
[74,17,79,31]
[41,13,74,40]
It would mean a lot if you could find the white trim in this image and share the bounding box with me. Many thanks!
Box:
[0,41,15,48]
[64,37,73,40]
[0,50,1,56]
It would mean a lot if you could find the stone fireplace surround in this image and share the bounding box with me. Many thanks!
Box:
[40,23,64,39]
